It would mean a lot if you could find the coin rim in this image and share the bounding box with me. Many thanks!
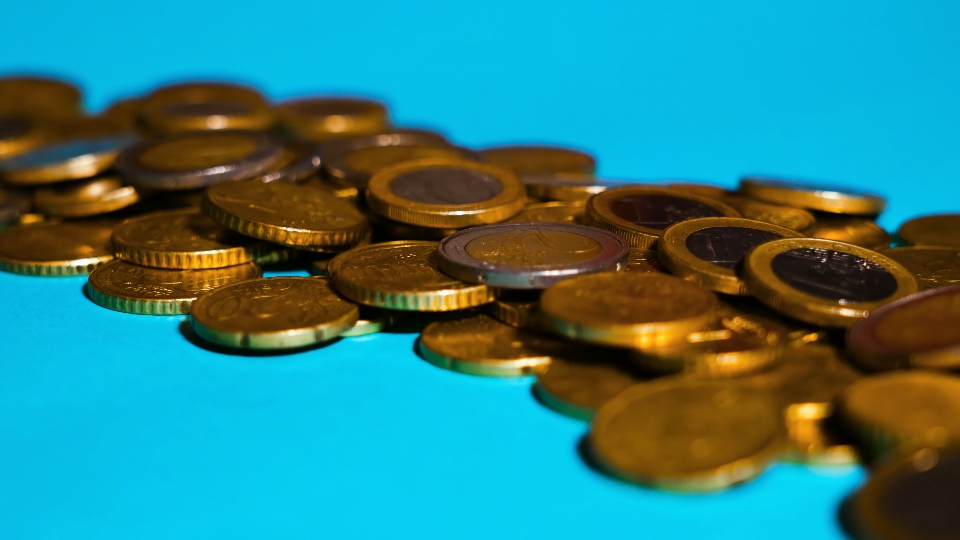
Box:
[739,177,886,215]
[1,134,140,185]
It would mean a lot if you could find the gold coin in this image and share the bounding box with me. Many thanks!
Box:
[479,145,596,176]
[739,176,886,215]
[807,215,891,249]
[0,220,114,276]
[487,290,542,329]
[589,377,784,492]
[338,144,477,188]
[339,307,402,338]
[624,248,665,273]
[585,186,741,249]
[86,260,261,315]
[743,238,919,327]
[139,82,273,135]
[33,175,139,217]
[506,201,585,224]
[658,217,803,295]
[898,214,960,248]
[533,354,645,420]
[0,115,49,158]
[418,312,573,377]
[328,241,495,311]
[841,371,960,458]
[881,246,960,290]
[540,272,718,348]
[847,285,960,371]
[522,173,606,202]
[366,158,526,228]
[112,209,278,269]
[0,76,82,116]
[276,97,389,141]
[203,179,370,250]
[668,183,816,232]
[190,276,359,349]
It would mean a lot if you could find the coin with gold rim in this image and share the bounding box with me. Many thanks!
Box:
[881,246,960,290]
[522,173,606,202]
[139,82,273,135]
[479,145,595,176]
[276,97,389,141]
[739,176,886,215]
[0,220,114,276]
[34,175,139,217]
[333,144,479,189]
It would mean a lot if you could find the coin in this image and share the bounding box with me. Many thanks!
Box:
[0,221,114,276]
[631,326,783,378]
[256,141,322,183]
[0,115,48,158]
[339,307,402,338]
[540,272,718,348]
[479,145,596,176]
[739,176,886,215]
[851,448,960,540]
[276,97,389,141]
[0,134,138,185]
[668,183,817,232]
[321,130,451,183]
[0,187,33,228]
[116,130,283,190]
[533,354,644,420]
[657,217,803,295]
[203,179,370,250]
[190,276,359,349]
[806,215,891,249]
[418,312,573,377]
[881,246,960,290]
[0,76,82,116]
[138,82,273,135]
[328,241,495,311]
[743,238,919,327]
[585,186,741,249]
[847,285,960,371]
[522,173,607,202]
[840,371,960,458]
[86,260,261,315]
[436,222,629,289]
[366,158,526,228]
[589,378,784,492]
[625,248,665,273]
[505,201,585,224]
[112,209,276,269]
[487,290,542,329]
[898,214,960,247]
[331,143,478,189]
[33,175,139,217]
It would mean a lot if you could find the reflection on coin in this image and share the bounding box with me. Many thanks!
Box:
[139,82,273,135]
[479,145,595,176]
[807,215,890,250]
[743,238,918,327]
[589,378,784,492]
[0,134,139,184]
[256,141,322,183]
[534,354,644,420]
[522,173,606,202]
[506,201,585,224]
[437,222,629,289]
[739,176,886,215]
[328,241,495,311]
[190,277,359,349]
[881,246,960,290]
[541,272,717,348]
[86,260,261,315]
[898,214,960,248]
[276,97,389,141]
[847,285,960,371]
[0,221,114,276]
[33,175,139,217]
[116,130,283,190]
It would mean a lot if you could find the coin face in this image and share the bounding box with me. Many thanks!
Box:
[882,246,960,290]
[771,248,898,302]
[437,222,629,289]
[479,145,595,176]
[139,82,272,135]
[390,166,504,204]
[0,221,114,275]
[898,214,960,248]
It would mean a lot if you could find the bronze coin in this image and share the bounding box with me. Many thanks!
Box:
[770,247,898,302]
[685,227,782,269]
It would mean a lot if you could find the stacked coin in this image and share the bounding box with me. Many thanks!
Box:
[3,76,960,537]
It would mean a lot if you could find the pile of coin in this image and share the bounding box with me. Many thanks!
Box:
[3,76,960,538]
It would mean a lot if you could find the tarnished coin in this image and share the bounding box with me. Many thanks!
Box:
[540,272,718,349]
[0,134,139,185]
[589,378,784,492]
[743,238,919,327]
[190,277,359,349]
[585,186,741,249]
[0,115,48,158]
[807,215,891,250]
[33,175,139,217]
[739,176,886,215]
[881,246,960,290]
[86,260,261,315]
[256,141,322,183]
[366,158,526,228]
[276,97,389,141]
[138,82,273,135]
[418,312,577,377]
[328,241,495,311]
[487,290,542,329]
[0,221,114,276]
[534,354,645,420]
[522,173,606,202]
[203,179,370,250]
[330,143,478,189]
[668,183,817,232]
[479,145,596,176]
[437,222,629,289]
[0,187,33,228]
[657,217,803,295]
[0,76,82,116]
[847,285,960,371]
[112,209,277,269]
[506,201,585,224]
[851,448,960,540]
[898,214,960,248]
[116,130,283,190]
[840,371,960,458]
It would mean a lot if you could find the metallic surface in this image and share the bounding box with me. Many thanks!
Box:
[0,220,114,276]
[739,176,886,215]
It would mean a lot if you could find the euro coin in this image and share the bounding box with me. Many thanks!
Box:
[479,145,595,176]
[33,175,139,217]
[0,134,138,185]
[339,307,402,337]
[668,182,816,232]
[533,354,645,420]
[898,214,960,247]
[256,141,322,183]
[138,82,273,135]
[806,215,891,250]
[881,246,960,290]
[739,176,886,215]
[276,97,389,141]
[0,220,114,276]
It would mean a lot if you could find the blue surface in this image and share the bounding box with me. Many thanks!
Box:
[2,1,959,538]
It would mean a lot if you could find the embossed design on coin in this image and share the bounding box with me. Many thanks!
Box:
[771,248,898,302]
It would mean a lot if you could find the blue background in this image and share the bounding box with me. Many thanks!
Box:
[2,1,958,538]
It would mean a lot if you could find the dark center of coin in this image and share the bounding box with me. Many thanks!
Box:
[770,247,898,302]
[0,117,31,140]
[162,101,253,117]
[390,167,504,205]
[609,194,724,230]
[877,451,960,538]
[685,227,782,269]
